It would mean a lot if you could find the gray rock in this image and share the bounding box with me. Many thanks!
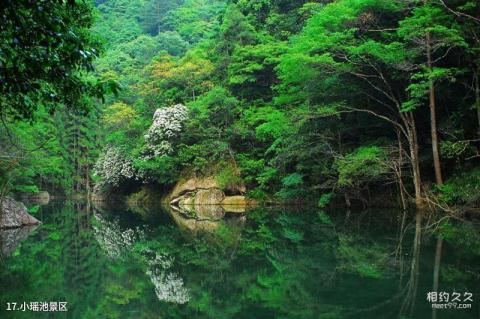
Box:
[166,174,246,203]
[0,226,37,257]
[0,197,41,229]
[194,189,224,205]
[192,204,225,220]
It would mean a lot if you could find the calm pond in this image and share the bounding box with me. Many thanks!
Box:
[0,200,478,319]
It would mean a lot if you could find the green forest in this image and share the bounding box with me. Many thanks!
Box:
[1,0,480,210]
[1,1,480,318]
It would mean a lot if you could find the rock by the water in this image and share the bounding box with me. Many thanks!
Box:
[168,176,220,202]
[169,207,221,233]
[167,173,257,222]
[168,206,246,235]
[178,195,195,206]
[194,189,224,205]
[222,204,246,214]
[179,204,225,220]
[167,175,246,203]
[0,226,38,256]
[222,195,248,206]
[0,197,41,229]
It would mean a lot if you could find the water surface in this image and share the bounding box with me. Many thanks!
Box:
[0,200,479,318]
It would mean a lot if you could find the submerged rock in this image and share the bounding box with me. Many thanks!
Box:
[0,197,41,229]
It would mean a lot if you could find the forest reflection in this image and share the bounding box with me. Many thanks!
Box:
[0,201,478,319]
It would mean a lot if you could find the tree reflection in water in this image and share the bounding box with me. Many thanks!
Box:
[0,201,478,319]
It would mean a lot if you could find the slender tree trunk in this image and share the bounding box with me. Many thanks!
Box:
[426,32,443,185]
[409,211,422,314]
[76,122,80,193]
[86,162,91,200]
[396,129,407,211]
[73,114,77,194]
[399,211,423,317]
[474,70,480,137]
[432,237,443,319]
[406,114,423,207]
[344,193,351,208]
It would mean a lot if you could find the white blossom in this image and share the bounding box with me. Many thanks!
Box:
[94,146,135,188]
[146,269,190,304]
[144,104,188,157]
[141,248,190,304]
[93,214,145,260]
[94,216,190,304]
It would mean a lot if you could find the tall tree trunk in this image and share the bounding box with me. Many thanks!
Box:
[396,129,408,211]
[75,120,80,193]
[426,32,443,185]
[86,162,91,200]
[432,237,443,319]
[399,211,423,317]
[73,114,77,194]
[405,113,423,207]
[474,70,480,137]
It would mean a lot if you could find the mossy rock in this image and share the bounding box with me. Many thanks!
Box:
[194,188,224,205]
[221,196,247,206]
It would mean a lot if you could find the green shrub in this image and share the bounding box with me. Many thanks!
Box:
[247,188,268,200]
[276,173,305,199]
[439,168,480,205]
[216,164,243,190]
[318,193,333,208]
[335,146,389,187]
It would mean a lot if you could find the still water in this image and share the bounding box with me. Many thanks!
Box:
[0,200,479,318]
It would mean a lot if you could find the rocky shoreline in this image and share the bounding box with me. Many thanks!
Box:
[0,197,41,229]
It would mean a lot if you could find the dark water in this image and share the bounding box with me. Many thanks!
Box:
[0,200,479,319]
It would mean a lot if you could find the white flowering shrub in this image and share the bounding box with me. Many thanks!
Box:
[146,270,190,304]
[93,105,188,191]
[94,146,135,190]
[141,248,190,304]
[144,104,188,157]
[93,214,145,260]
[94,216,190,304]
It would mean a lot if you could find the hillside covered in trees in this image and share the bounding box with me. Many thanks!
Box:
[1,0,480,212]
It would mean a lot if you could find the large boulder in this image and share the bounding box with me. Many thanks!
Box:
[168,176,220,202]
[167,172,257,222]
[194,189,225,205]
[167,175,246,203]
[0,226,38,256]
[0,197,41,229]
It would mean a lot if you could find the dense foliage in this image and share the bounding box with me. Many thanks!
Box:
[1,0,480,209]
